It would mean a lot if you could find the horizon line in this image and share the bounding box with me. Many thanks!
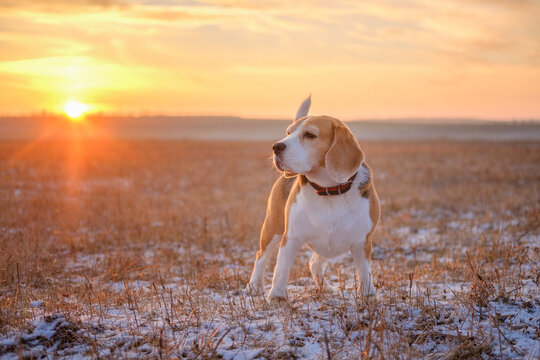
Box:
[0,112,539,124]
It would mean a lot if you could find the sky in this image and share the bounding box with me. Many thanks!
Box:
[0,0,539,120]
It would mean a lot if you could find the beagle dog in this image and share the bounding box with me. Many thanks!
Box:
[246,96,380,301]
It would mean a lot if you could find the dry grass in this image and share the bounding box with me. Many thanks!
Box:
[0,139,539,359]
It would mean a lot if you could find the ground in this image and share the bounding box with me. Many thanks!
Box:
[0,139,539,359]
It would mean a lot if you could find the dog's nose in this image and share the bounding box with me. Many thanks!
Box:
[272,142,286,154]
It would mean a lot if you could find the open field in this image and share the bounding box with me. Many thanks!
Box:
[0,139,539,359]
[1,116,540,141]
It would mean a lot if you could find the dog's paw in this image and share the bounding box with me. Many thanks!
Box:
[314,282,338,294]
[245,283,264,296]
[321,280,339,294]
[359,283,376,297]
[267,288,287,303]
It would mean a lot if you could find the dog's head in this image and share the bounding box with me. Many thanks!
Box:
[273,98,364,184]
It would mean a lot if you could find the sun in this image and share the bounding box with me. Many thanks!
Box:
[64,100,89,120]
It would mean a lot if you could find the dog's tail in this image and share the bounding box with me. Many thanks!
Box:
[295,94,311,121]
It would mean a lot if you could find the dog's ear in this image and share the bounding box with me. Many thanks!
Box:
[294,94,311,122]
[325,122,364,183]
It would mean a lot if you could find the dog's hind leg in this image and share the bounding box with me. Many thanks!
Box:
[309,253,333,292]
[246,176,293,296]
[246,233,280,296]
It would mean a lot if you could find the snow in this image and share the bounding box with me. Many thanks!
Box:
[0,354,18,360]
[22,316,66,342]
[1,217,538,359]
[2,286,537,359]
[30,301,44,308]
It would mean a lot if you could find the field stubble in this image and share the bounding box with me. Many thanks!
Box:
[0,139,539,359]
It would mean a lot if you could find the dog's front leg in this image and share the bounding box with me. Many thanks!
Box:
[268,236,302,302]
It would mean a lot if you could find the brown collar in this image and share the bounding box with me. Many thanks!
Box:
[305,172,357,196]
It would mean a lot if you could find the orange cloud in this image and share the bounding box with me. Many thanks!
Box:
[0,0,538,118]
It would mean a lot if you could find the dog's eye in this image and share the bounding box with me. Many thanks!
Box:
[304,132,317,139]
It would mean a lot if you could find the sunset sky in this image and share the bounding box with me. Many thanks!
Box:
[0,0,539,120]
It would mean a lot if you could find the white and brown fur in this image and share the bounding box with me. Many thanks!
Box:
[246,96,380,301]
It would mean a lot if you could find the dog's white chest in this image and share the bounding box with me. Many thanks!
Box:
[288,186,372,258]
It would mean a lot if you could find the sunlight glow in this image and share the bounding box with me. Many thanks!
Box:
[64,100,88,120]
[0,1,538,119]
